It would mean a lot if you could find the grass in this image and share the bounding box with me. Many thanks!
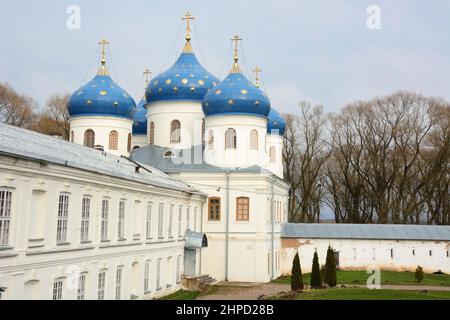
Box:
[273,270,450,287]
[270,287,450,300]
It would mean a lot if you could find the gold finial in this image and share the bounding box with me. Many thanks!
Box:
[253,66,262,88]
[143,69,151,87]
[230,35,242,74]
[181,12,195,53]
[97,38,110,76]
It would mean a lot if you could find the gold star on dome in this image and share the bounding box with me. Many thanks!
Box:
[228,99,234,105]
[113,101,119,106]
[190,87,195,92]
[173,87,178,92]
[198,80,204,85]
[241,89,248,95]
[255,100,260,105]
[215,89,222,95]
[158,88,162,93]
[86,100,92,105]
[100,90,107,95]
[165,79,172,85]
[181,78,188,84]
[153,80,158,86]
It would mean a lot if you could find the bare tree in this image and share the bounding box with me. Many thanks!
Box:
[0,82,35,127]
[44,93,70,139]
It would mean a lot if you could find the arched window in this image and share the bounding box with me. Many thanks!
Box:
[201,118,205,144]
[83,129,95,148]
[236,197,250,221]
[109,130,118,150]
[269,146,276,163]
[70,131,74,143]
[208,130,214,150]
[170,120,181,143]
[225,128,236,149]
[250,129,258,150]
[149,122,155,145]
[127,133,132,152]
[163,151,175,158]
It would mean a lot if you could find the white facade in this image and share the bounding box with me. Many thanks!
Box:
[0,152,203,300]
[170,170,290,282]
[204,115,271,170]
[70,116,133,156]
[131,134,147,150]
[281,238,450,275]
[265,134,284,178]
[146,101,204,149]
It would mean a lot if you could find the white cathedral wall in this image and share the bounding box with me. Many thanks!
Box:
[204,115,270,169]
[281,238,450,276]
[0,155,204,300]
[265,134,284,179]
[70,116,133,156]
[174,171,290,282]
[146,100,204,149]
[131,134,147,150]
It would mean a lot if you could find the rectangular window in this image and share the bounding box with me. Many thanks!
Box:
[53,279,63,300]
[186,207,191,230]
[208,197,221,221]
[176,255,181,283]
[156,258,162,290]
[353,248,357,260]
[101,199,109,241]
[80,196,90,241]
[146,202,152,239]
[390,249,394,259]
[115,267,122,300]
[447,250,449,258]
[166,256,173,288]
[236,197,249,221]
[56,193,69,243]
[194,207,198,231]
[412,249,415,256]
[0,190,12,246]
[118,201,125,239]
[98,271,106,300]
[429,250,432,257]
[168,205,174,237]
[144,261,151,294]
[178,206,182,237]
[77,274,86,300]
[372,248,376,260]
[158,204,164,238]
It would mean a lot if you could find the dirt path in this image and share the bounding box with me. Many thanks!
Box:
[196,282,290,300]
[196,282,450,300]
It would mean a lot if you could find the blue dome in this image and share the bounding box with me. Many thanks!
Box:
[132,98,147,135]
[68,74,136,120]
[202,71,271,118]
[267,108,286,135]
[145,52,219,104]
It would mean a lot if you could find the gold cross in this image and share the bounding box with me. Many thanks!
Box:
[143,69,152,87]
[98,38,110,64]
[182,12,195,42]
[253,66,262,88]
[231,35,242,63]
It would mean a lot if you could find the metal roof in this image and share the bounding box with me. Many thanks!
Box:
[131,144,270,174]
[281,223,450,241]
[184,230,208,249]
[0,123,199,193]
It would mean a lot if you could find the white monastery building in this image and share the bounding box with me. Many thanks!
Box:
[0,13,449,300]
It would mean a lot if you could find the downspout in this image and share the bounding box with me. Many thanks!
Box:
[271,175,275,280]
[225,171,230,281]
[199,196,207,275]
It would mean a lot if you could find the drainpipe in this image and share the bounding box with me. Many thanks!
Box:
[271,175,275,280]
[199,196,206,275]
[225,171,230,281]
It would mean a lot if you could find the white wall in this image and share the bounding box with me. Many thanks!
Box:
[70,116,133,157]
[146,100,204,149]
[131,135,147,150]
[175,171,290,282]
[204,115,273,170]
[265,134,284,178]
[281,238,450,275]
[0,155,204,300]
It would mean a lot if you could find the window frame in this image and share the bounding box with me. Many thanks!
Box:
[83,129,95,148]
[269,146,276,163]
[52,278,63,300]
[109,130,118,150]
[170,120,181,143]
[101,199,109,241]
[249,129,258,150]
[236,197,250,221]
[56,192,70,243]
[98,271,106,300]
[115,267,122,300]
[149,122,155,145]
[0,189,12,246]
[225,128,237,149]
[77,273,87,300]
[118,200,125,240]
[208,197,221,221]
[80,195,91,242]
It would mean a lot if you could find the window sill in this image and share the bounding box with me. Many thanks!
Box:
[0,246,14,251]
[80,240,92,244]
[101,239,111,243]
[156,287,162,291]
[56,241,71,246]
[166,284,172,288]
[118,238,127,242]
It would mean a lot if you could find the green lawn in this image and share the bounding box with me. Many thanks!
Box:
[273,270,450,287]
[271,287,450,300]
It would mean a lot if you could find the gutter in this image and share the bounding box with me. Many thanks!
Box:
[225,170,230,281]
[271,174,276,280]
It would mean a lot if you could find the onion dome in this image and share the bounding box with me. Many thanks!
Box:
[267,108,286,135]
[133,98,147,135]
[68,39,136,120]
[145,12,219,104]
[202,36,271,118]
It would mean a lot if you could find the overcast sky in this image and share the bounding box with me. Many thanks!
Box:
[1,0,449,114]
